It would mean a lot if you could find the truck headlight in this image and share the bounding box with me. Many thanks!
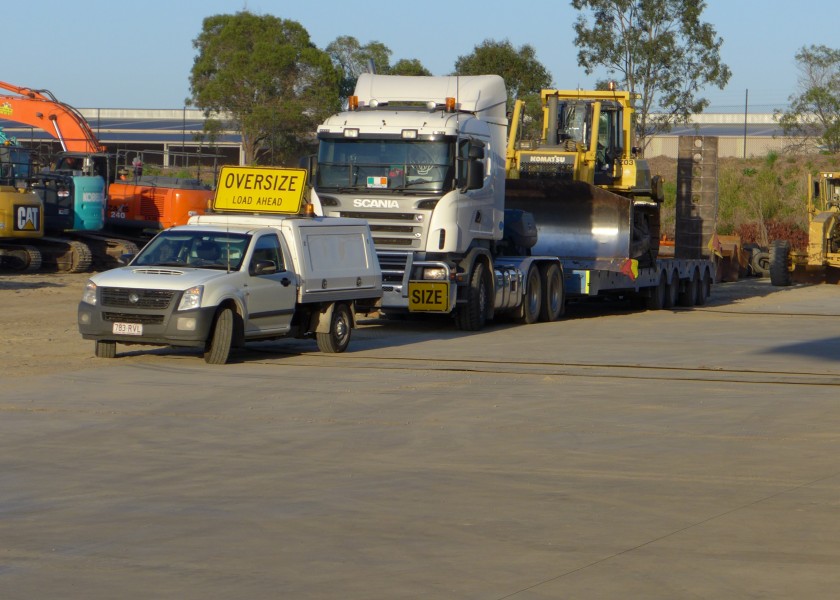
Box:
[178,285,203,311]
[81,280,97,305]
[422,267,448,280]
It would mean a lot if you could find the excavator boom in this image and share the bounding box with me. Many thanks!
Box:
[0,81,104,154]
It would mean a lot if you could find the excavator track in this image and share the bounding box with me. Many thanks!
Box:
[0,244,43,272]
[37,237,93,273]
[79,235,142,271]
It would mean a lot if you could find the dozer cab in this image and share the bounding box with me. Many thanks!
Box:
[505,88,664,268]
[770,171,840,286]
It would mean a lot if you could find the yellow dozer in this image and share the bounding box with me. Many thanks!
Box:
[505,88,663,268]
[770,171,840,285]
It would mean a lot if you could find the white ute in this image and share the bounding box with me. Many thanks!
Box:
[78,212,382,364]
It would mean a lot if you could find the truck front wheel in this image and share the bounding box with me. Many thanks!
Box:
[455,262,490,331]
[317,303,352,353]
[204,307,235,364]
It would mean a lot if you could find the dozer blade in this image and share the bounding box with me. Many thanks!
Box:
[505,179,633,265]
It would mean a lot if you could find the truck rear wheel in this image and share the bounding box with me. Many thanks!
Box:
[769,240,792,287]
[95,340,116,358]
[515,265,542,324]
[317,303,352,353]
[539,263,564,321]
[204,307,234,364]
[456,262,490,331]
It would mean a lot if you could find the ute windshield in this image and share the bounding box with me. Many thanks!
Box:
[132,230,250,271]
[317,139,453,192]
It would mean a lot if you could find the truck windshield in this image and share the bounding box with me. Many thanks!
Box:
[317,139,452,192]
[133,231,250,270]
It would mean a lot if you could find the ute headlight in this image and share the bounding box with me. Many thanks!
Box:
[422,267,448,280]
[81,280,97,305]
[178,285,203,311]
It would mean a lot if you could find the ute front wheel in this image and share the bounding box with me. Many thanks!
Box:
[317,303,352,353]
[204,307,234,364]
[95,340,116,358]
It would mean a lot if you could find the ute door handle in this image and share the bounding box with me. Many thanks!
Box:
[281,277,291,287]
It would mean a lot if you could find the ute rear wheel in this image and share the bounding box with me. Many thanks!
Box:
[455,262,490,331]
[769,240,792,287]
[95,340,116,358]
[515,265,542,324]
[317,303,353,353]
[539,263,564,322]
[204,307,235,364]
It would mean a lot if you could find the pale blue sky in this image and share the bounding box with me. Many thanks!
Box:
[4,0,834,113]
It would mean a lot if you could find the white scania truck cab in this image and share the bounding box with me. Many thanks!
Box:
[313,74,564,331]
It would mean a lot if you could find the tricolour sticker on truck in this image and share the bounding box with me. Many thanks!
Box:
[213,166,307,214]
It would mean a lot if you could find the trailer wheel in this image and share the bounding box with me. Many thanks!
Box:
[516,265,542,324]
[695,269,712,305]
[317,303,353,353]
[456,262,490,331]
[539,263,564,321]
[95,340,116,359]
[769,240,792,287]
[646,273,668,310]
[678,270,698,307]
[204,307,234,364]
[664,272,678,308]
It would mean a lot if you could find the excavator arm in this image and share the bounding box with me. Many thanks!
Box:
[0,81,105,154]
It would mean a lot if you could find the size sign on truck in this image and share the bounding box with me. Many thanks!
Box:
[213,166,307,214]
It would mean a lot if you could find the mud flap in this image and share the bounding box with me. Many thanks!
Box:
[311,302,356,334]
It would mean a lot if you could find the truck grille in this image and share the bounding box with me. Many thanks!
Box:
[102,312,165,325]
[339,210,424,249]
[378,252,410,285]
[101,287,175,309]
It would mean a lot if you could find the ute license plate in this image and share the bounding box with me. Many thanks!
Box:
[112,322,143,336]
[408,281,449,312]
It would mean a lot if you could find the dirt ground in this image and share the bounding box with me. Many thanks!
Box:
[0,271,96,377]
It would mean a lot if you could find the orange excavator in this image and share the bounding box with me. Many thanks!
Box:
[0,80,215,271]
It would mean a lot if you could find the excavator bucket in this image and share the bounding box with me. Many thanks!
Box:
[504,179,633,266]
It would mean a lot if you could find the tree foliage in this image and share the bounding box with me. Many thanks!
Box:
[572,0,731,152]
[326,37,431,104]
[453,39,552,111]
[189,12,339,165]
[777,45,840,153]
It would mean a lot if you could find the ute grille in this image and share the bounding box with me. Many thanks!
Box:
[102,312,165,325]
[101,287,175,309]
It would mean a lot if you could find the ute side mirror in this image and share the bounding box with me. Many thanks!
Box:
[252,260,278,276]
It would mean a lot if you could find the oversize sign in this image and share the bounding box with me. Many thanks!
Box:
[213,166,307,214]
